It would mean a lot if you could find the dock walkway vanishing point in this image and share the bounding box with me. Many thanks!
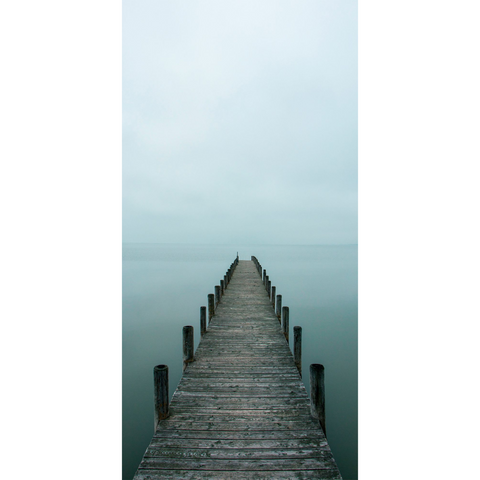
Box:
[133,257,343,479]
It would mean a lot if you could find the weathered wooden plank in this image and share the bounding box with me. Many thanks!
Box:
[175,381,305,390]
[139,457,338,471]
[148,436,328,450]
[178,380,305,388]
[172,387,308,397]
[165,404,311,413]
[197,342,290,348]
[163,412,314,422]
[144,446,334,460]
[172,391,308,399]
[153,429,326,441]
[155,418,320,430]
[134,469,342,480]
[186,359,296,367]
[182,368,300,374]
[168,397,310,409]
[196,343,290,348]
[180,374,302,381]
[189,351,293,358]
[147,443,332,454]
[154,426,321,434]
[173,390,308,398]
[169,408,311,417]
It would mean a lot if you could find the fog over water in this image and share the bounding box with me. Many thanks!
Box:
[123,243,357,479]
[123,0,357,246]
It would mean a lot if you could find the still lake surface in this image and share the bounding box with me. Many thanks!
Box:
[123,244,357,480]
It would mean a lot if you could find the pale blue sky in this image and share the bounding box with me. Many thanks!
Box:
[123,0,357,244]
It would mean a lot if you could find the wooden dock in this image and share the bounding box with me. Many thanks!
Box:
[133,258,343,479]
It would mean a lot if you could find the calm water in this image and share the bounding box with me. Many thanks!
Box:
[123,244,357,479]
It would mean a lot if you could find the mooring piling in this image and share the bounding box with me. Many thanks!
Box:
[294,325,302,377]
[282,306,289,343]
[276,294,282,321]
[153,364,169,431]
[310,363,326,437]
[208,294,215,323]
[182,325,194,372]
[200,306,206,336]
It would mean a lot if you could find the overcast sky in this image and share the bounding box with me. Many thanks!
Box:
[123,0,357,245]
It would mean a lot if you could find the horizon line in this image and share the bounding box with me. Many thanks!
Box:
[122,242,358,246]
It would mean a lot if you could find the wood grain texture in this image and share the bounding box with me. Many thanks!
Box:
[133,260,342,480]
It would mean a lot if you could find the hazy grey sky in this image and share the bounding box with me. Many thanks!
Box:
[123,0,357,244]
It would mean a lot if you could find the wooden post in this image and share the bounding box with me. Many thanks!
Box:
[271,286,276,306]
[220,279,225,295]
[200,306,206,336]
[282,306,289,343]
[153,364,169,430]
[252,256,261,276]
[310,363,326,436]
[267,280,271,299]
[224,274,227,289]
[208,294,215,323]
[183,326,194,372]
[215,285,221,307]
[276,294,282,320]
[294,326,302,377]
[263,269,266,285]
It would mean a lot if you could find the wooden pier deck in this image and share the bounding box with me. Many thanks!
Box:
[133,259,342,479]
